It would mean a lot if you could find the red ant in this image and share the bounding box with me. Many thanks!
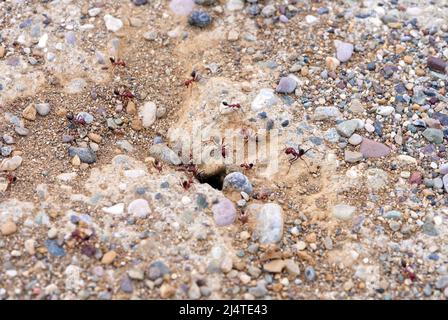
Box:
[240,127,258,143]
[153,159,163,173]
[178,163,203,179]
[110,57,126,68]
[214,138,228,158]
[239,210,249,224]
[184,70,200,87]
[3,173,17,191]
[114,88,135,104]
[67,112,87,128]
[284,145,316,173]
[401,260,417,282]
[181,176,195,190]
[240,163,254,170]
[222,101,241,110]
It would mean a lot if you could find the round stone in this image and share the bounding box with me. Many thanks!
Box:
[223,172,253,194]
[348,134,363,145]
[275,76,297,94]
[101,251,117,264]
[35,103,51,116]
[211,198,236,226]
[188,11,212,28]
[249,203,284,244]
[251,88,278,111]
[128,199,151,218]
[1,221,17,236]
[0,156,23,171]
[335,40,354,62]
[332,204,356,220]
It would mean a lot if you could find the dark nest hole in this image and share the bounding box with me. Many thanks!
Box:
[196,167,227,191]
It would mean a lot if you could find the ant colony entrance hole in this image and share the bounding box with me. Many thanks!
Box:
[197,167,226,191]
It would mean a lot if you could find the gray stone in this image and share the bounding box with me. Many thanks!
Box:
[251,89,279,111]
[149,144,181,165]
[443,174,448,193]
[188,11,212,28]
[313,107,342,121]
[440,163,448,175]
[68,147,97,164]
[223,172,253,194]
[323,128,340,143]
[212,198,236,226]
[435,276,448,289]
[249,203,283,244]
[2,134,14,144]
[335,40,354,62]
[147,261,170,280]
[348,133,363,145]
[344,150,363,163]
[14,126,29,136]
[275,77,297,94]
[332,204,356,220]
[261,5,276,17]
[336,119,359,137]
[248,282,268,298]
[35,103,51,116]
[422,128,444,144]
[139,102,157,128]
[384,210,402,219]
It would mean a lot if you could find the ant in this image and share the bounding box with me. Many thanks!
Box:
[240,127,258,143]
[222,101,242,111]
[178,163,203,179]
[210,137,228,158]
[66,112,87,128]
[71,227,97,258]
[401,260,417,282]
[114,88,135,104]
[110,57,126,71]
[284,145,316,173]
[3,173,17,191]
[184,70,200,87]
[240,163,254,170]
[239,210,249,224]
[181,176,195,190]
[153,159,163,173]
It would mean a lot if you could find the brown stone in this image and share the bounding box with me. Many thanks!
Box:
[263,259,286,273]
[126,101,137,115]
[101,250,117,264]
[160,284,175,299]
[22,104,37,121]
[131,118,143,131]
[403,55,413,64]
[88,133,102,143]
[1,220,17,236]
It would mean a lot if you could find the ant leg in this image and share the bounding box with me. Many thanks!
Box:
[289,155,299,164]
[300,158,311,170]
[286,155,298,174]
[286,162,293,175]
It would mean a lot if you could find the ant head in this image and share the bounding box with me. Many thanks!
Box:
[109,57,115,63]
[66,112,74,120]
[191,70,196,78]
[222,101,229,106]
